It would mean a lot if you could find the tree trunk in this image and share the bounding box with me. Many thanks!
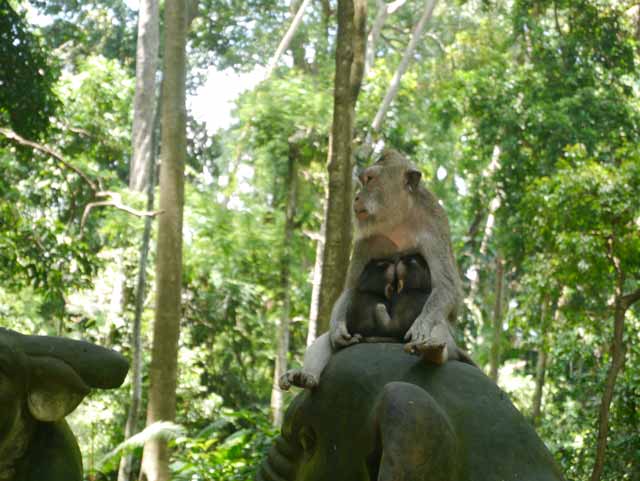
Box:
[138,0,188,478]
[316,0,367,334]
[117,92,160,481]
[589,252,629,481]
[306,218,325,346]
[488,255,504,382]
[369,0,438,136]
[128,0,159,192]
[364,0,388,77]
[317,0,332,63]
[364,0,408,77]
[531,295,552,426]
[270,136,300,427]
[464,145,501,321]
[350,0,367,101]
[531,346,547,424]
[264,0,312,78]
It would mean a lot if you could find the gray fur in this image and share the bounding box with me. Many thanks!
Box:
[280,149,469,391]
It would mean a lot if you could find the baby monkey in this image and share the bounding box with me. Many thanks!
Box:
[346,254,431,341]
[345,259,396,340]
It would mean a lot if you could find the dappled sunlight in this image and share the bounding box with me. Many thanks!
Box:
[2,1,639,480]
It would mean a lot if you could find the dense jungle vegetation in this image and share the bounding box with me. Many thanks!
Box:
[0,0,639,480]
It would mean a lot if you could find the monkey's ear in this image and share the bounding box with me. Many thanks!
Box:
[405,168,422,191]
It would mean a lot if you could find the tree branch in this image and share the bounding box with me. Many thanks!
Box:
[302,229,323,242]
[264,0,312,79]
[0,127,163,231]
[425,32,446,54]
[80,191,163,233]
[1,127,98,190]
[621,288,640,310]
[364,0,408,76]
[350,0,367,102]
[369,0,439,135]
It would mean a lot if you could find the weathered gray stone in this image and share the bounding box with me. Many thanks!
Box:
[0,328,128,481]
[259,342,565,481]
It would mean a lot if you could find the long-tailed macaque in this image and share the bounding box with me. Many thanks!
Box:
[346,254,432,341]
[280,149,468,390]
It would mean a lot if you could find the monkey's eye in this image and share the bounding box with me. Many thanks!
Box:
[362,174,377,186]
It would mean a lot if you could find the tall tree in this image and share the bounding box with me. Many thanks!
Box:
[129,0,160,192]
[368,0,437,141]
[531,292,564,426]
[270,134,300,427]
[264,0,312,78]
[590,231,640,481]
[138,0,188,478]
[119,1,160,478]
[488,255,504,382]
[364,0,407,77]
[118,99,159,481]
[316,0,367,334]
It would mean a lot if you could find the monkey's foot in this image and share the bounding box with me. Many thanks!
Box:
[404,339,448,365]
[279,370,319,391]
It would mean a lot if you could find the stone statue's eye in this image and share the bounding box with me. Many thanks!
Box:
[299,426,316,452]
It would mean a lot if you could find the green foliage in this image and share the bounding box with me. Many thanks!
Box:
[33,0,137,70]
[0,53,134,323]
[54,54,134,183]
[426,2,640,478]
[0,0,59,137]
[190,0,288,71]
[172,408,277,480]
[519,155,639,293]
[2,1,640,480]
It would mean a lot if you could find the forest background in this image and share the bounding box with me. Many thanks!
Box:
[1,0,639,480]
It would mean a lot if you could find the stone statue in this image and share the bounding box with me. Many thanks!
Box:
[0,327,129,481]
[259,343,565,481]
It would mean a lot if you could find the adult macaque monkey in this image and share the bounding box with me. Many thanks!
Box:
[281,149,466,390]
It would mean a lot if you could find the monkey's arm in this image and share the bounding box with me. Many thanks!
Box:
[329,241,370,349]
[404,231,461,360]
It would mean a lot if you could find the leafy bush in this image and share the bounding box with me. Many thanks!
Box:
[171,408,277,481]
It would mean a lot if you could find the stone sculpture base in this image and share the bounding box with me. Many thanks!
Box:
[259,343,565,481]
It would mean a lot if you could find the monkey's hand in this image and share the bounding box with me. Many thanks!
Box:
[403,317,453,365]
[330,322,362,349]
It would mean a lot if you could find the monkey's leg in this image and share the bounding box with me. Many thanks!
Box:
[375,382,459,481]
[279,333,333,390]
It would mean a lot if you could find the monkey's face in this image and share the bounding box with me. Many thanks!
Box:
[353,163,387,223]
[353,151,420,234]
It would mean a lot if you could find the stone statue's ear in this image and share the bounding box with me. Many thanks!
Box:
[405,167,422,191]
[27,356,90,422]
